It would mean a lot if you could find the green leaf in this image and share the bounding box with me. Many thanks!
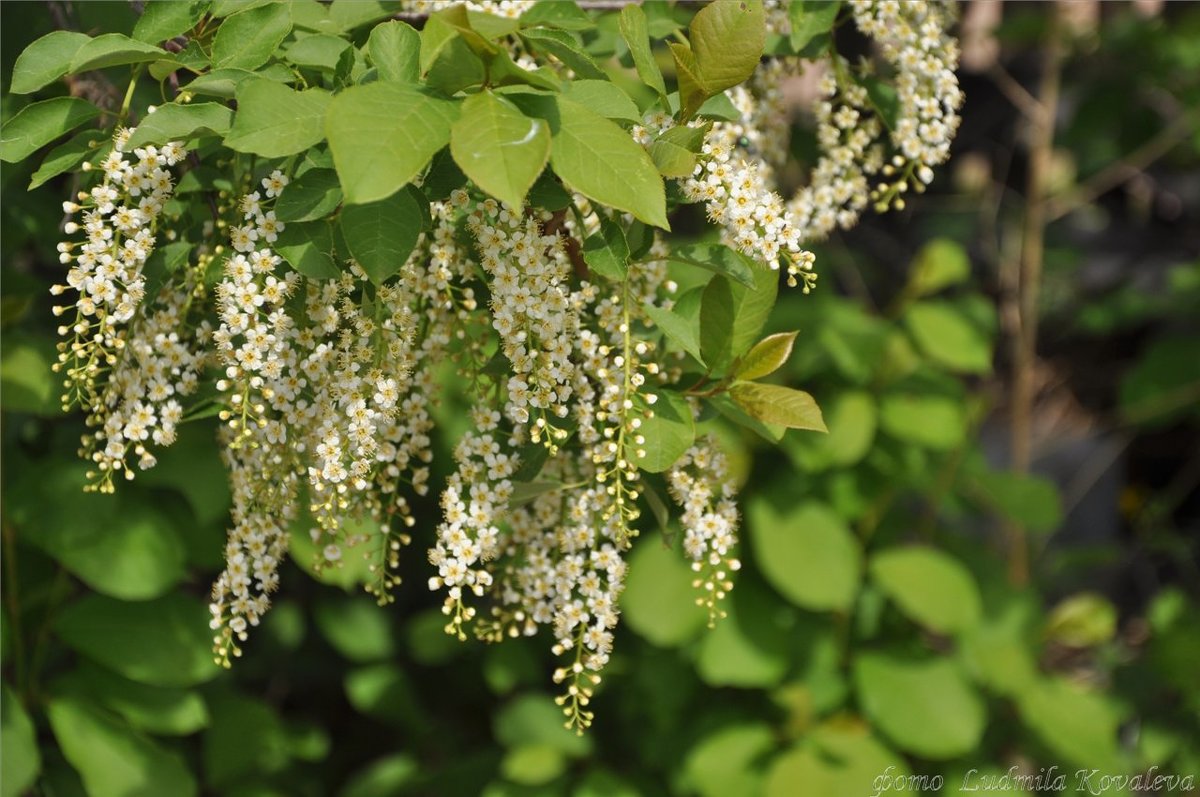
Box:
[765,723,910,797]
[368,20,420,82]
[1,685,40,797]
[670,41,707,122]
[581,217,629,282]
[340,189,425,283]
[736,331,797,381]
[275,169,343,222]
[0,337,55,414]
[621,533,709,647]
[879,392,966,450]
[730,382,826,432]
[681,724,775,797]
[908,237,970,296]
[748,500,859,611]
[648,124,707,178]
[709,393,785,443]
[690,0,765,95]
[225,80,331,157]
[699,269,778,372]
[450,91,550,210]
[696,579,792,688]
[644,292,704,365]
[57,664,209,736]
[550,96,669,229]
[905,300,992,373]
[275,219,341,279]
[507,481,566,507]
[212,2,293,69]
[959,601,1039,697]
[634,389,695,473]
[134,0,210,43]
[126,102,232,148]
[1044,592,1117,647]
[203,693,293,787]
[854,654,986,759]
[1119,334,1200,427]
[314,597,397,662]
[10,30,91,94]
[48,696,197,797]
[521,1,593,31]
[971,469,1062,533]
[28,129,102,189]
[787,390,876,470]
[326,82,460,205]
[55,594,220,687]
[869,547,982,635]
[618,4,667,99]
[0,97,99,164]
[69,33,173,73]
[562,80,641,122]
[788,0,841,52]
[667,243,757,288]
[521,27,605,79]
[1017,677,1122,769]
[494,695,592,757]
[419,17,486,94]
[341,754,419,797]
[501,744,566,786]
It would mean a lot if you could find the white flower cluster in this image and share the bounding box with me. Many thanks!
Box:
[51,127,186,415]
[403,0,532,18]
[667,438,741,625]
[467,200,578,427]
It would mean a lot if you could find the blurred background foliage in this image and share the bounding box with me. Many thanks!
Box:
[2,2,1199,796]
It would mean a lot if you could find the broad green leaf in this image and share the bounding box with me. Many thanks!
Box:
[494,695,592,757]
[10,30,90,94]
[134,0,210,43]
[648,124,707,178]
[328,0,398,32]
[501,744,566,786]
[1,685,39,797]
[1017,678,1122,769]
[367,20,420,82]
[31,128,98,185]
[225,80,330,157]
[905,301,992,373]
[670,41,707,121]
[765,723,911,797]
[275,219,341,279]
[212,3,292,69]
[667,243,756,288]
[203,693,292,787]
[0,337,55,414]
[419,16,485,94]
[618,4,667,98]
[275,168,343,222]
[210,0,274,16]
[550,96,669,229]
[696,578,792,688]
[340,189,424,283]
[736,331,798,381]
[854,654,986,759]
[1119,334,1200,427]
[55,594,220,687]
[787,390,875,470]
[562,80,641,122]
[908,237,970,296]
[971,469,1062,533]
[69,33,173,73]
[869,547,982,634]
[56,664,209,736]
[450,91,550,210]
[644,293,704,365]
[699,269,778,372]
[879,392,965,450]
[182,65,289,99]
[0,97,99,163]
[681,724,775,797]
[959,600,1039,696]
[326,82,460,205]
[521,1,593,31]
[507,481,565,507]
[126,102,232,148]
[690,0,765,94]
[730,382,827,432]
[634,389,695,473]
[1044,592,1117,647]
[581,217,629,282]
[314,597,397,662]
[341,755,420,797]
[521,27,605,79]
[48,696,197,797]
[748,500,859,611]
[621,534,708,647]
[709,393,785,444]
[788,0,841,52]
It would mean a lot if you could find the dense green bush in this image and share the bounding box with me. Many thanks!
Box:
[2,1,1198,796]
